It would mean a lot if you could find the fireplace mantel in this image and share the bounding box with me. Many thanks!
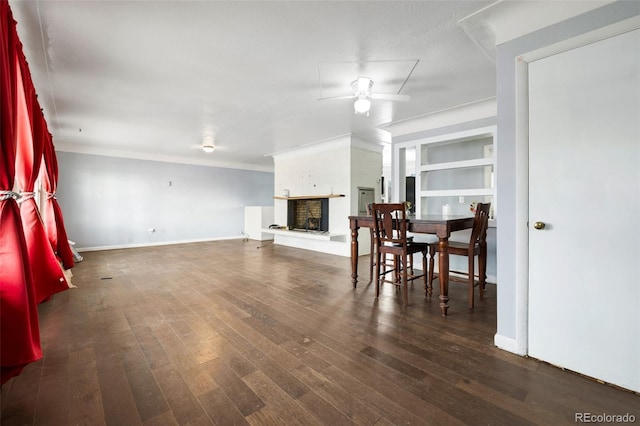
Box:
[273,194,345,200]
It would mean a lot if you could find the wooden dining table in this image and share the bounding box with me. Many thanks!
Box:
[348,214,475,316]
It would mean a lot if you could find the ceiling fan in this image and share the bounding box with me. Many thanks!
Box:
[318,77,411,115]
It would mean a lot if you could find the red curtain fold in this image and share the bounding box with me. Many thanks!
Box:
[40,133,74,269]
[0,201,40,384]
[14,52,69,303]
[39,137,57,249]
[0,0,42,385]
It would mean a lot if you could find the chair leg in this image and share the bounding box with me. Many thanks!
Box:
[368,238,375,284]
[479,242,487,299]
[468,255,475,310]
[402,256,409,307]
[428,246,435,292]
[422,252,431,297]
[409,253,414,276]
[374,251,381,298]
[393,255,400,283]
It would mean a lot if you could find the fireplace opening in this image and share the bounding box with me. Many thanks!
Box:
[287,198,329,232]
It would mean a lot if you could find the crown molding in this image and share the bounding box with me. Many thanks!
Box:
[381,97,497,138]
[54,143,274,173]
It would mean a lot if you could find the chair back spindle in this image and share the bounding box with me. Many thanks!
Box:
[470,203,491,247]
[372,203,407,247]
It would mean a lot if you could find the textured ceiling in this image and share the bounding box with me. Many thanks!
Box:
[9,0,612,171]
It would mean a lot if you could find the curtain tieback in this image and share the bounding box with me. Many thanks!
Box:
[0,190,21,201]
[17,191,35,203]
[46,192,57,200]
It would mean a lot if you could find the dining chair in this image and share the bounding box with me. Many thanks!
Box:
[367,203,377,283]
[371,203,430,306]
[428,202,491,309]
[366,203,410,284]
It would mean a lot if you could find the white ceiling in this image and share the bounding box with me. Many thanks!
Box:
[10,0,612,171]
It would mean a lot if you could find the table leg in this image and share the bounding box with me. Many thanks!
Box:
[438,238,449,316]
[351,226,359,288]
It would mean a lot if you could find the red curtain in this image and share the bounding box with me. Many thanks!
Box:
[0,0,42,385]
[40,133,74,269]
[14,49,69,303]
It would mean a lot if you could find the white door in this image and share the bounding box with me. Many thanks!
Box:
[528,29,640,392]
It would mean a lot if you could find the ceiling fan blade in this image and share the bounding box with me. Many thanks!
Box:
[370,93,411,102]
[317,94,356,101]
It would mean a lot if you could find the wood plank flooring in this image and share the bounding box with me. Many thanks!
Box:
[1,240,638,425]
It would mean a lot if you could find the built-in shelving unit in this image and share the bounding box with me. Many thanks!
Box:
[407,126,496,219]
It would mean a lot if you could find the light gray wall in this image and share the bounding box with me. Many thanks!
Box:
[56,152,274,249]
[495,0,640,342]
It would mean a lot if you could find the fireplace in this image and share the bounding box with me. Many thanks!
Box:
[287,198,329,232]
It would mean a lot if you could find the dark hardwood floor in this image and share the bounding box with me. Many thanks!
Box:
[1,240,638,425]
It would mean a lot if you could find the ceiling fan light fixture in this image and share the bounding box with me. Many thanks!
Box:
[352,77,372,95]
[353,94,371,114]
[202,135,215,153]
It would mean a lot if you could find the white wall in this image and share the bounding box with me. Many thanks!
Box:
[350,141,384,214]
[273,138,350,203]
[272,136,383,257]
[244,206,274,241]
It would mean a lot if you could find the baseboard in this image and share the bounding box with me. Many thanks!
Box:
[77,236,244,252]
[494,333,526,356]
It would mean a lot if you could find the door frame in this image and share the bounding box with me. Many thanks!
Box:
[511,16,640,356]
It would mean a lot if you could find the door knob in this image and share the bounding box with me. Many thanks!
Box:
[533,221,546,230]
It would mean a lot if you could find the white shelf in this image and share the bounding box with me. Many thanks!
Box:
[420,188,494,197]
[261,228,346,242]
[419,157,493,172]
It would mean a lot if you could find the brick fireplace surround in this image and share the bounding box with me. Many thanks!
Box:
[287,198,329,232]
